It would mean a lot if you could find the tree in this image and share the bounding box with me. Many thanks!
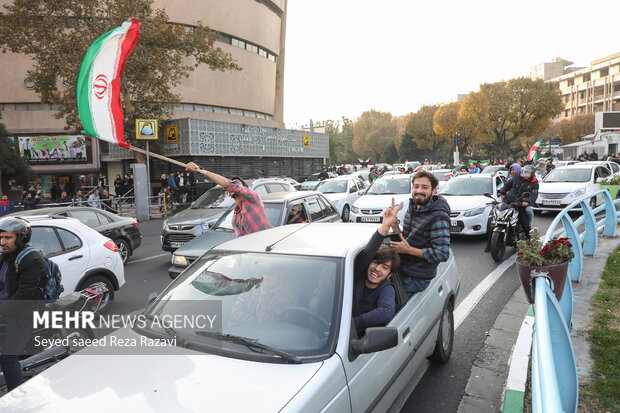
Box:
[398,132,431,163]
[320,118,356,165]
[404,105,450,162]
[554,113,595,143]
[0,0,241,163]
[458,77,564,158]
[381,141,399,164]
[0,115,35,195]
[352,110,398,163]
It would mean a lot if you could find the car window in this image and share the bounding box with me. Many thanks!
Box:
[315,180,347,194]
[30,226,63,257]
[253,184,268,196]
[69,210,101,227]
[307,197,326,221]
[96,212,113,224]
[57,228,82,252]
[356,180,366,191]
[439,178,492,195]
[192,186,229,209]
[318,196,338,217]
[596,167,611,179]
[542,168,591,183]
[367,178,411,195]
[266,183,289,194]
[610,163,620,173]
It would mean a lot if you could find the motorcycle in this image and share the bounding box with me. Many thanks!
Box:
[0,283,108,392]
[485,192,530,262]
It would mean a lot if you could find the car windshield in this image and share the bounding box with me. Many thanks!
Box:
[481,166,503,174]
[192,187,235,209]
[367,178,411,195]
[215,204,282,230]
[314,180,347,193]
[141,251,343,361]
[305,174,320,181]
[543,168,591,183]
[439,178,492,195]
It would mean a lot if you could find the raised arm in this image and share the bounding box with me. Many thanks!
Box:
[185,161,230,188]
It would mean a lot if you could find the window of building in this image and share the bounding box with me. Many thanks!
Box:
[183,103,195,111]
[232,38,246,49]
[258,49,267,58]
[246,43,258,53]
[600,68,609,78]
[214,107,229,114]
[217,33,232,44]
[583,74,591,82]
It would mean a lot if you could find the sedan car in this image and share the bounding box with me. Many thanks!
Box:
[534,164,611,211]
[314,176,366,221]
[300,172,337,191]
[438,174,504,235]
[162,179,295,252]
[13,206,141,264]
[349,174,412,224]
[0,224,459,412]
[580,160,620,177]
[168,191,341,278]
[18,216,125,312]
[429,169,454,189]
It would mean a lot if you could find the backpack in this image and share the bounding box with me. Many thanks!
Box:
[15,247,64,301]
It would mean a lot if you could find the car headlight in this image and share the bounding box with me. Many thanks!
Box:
[351,205,359,213]
[463,206,486,217]
[172,255,188,267]
[569,188,586,198]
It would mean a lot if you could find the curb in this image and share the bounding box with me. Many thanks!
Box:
[501,307,534,413]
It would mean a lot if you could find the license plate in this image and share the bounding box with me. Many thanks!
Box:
[361,217,381,223]
[170,242,185,248]
[542,199,560,206]
[451,220,458,227]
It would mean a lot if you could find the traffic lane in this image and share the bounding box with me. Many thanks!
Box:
[126,219,168,263]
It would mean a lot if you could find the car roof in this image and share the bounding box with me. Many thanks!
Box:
[320,175,354,181]
[554,164,595,170]
[449,173,493,180]
[375,174,411,180]
[12,206,129,221]
[259,191,323,203]
[214,223,379,257]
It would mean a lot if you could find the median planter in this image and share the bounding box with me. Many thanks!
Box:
[516,260,569,303]
[600,184,619,199]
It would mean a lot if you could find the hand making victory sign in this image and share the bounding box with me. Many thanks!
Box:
[379,197,404,236]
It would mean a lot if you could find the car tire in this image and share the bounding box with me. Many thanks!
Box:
[115,238,131,264]
[490,231,506,262]
[78,275,114,313]
[429,300,454,362]
[341,205,350,222]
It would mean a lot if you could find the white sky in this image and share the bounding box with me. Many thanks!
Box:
[283,0,620,128]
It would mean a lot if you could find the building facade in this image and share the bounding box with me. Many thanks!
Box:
[0,0,329,198]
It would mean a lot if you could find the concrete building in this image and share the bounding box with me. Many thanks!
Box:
[0,0,328,197]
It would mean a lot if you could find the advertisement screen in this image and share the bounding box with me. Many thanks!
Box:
[19,136,87,164]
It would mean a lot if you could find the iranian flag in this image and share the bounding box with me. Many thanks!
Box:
[526,138,543,162]
[76,18,141,149]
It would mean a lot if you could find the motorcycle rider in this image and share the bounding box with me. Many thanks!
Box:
[0,217,47,391]
[484,165,538,252]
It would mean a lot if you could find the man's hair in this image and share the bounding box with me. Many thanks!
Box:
[230,176,248,187]
[374,245,400,273]
[412,170,439,189]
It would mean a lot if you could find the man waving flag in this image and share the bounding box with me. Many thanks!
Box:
[526,138,543,162]
[76,18,141,149]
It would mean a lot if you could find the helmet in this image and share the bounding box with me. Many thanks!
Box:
[521,165,535,179]
[0,216,32,248]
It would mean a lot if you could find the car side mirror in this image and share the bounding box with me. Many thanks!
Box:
[483,192,493,199]
[350,327,398,355]
[146,292,158,307]
[350,187,356,193]
[208,222,215,229]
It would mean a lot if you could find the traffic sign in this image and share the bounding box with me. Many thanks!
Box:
[302,135,310,148]
[136,119,158,140]
[165,125,179,144]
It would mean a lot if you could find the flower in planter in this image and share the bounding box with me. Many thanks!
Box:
[599,175,620,185]
[516,229,575,266]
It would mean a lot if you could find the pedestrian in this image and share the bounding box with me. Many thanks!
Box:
[114,174,124,196]
[100,189,115,212]
[368,167,380,183]
[545,159,555,175]
[98,173,106,190]
[22,193,39,210]
[0,195,15,217]
[72,190,84,206]
[88,188,101,209]
[185,162,271,237]
[318,167,329,181]
[54,191,70,205]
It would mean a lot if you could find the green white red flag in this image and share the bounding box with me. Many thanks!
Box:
[76,18,141,149]
[526,139,543,162]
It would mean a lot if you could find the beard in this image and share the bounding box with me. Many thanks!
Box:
[413,192,432,206]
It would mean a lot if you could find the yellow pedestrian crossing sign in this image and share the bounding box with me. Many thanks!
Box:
[303,135,310,148]
[136,119,158,140]
[166,125,179,144]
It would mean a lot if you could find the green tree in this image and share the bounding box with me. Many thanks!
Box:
[352,110,398,163]
[381,141,399,164]
[458,77,563,158]
[0,0,241,163]
[404,105,450,162]
[397,132,431,163]
[320,118,352,165]
[0,115,35,195]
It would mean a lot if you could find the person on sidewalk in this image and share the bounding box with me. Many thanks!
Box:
[0,195,15,217]
[185,162,271,237]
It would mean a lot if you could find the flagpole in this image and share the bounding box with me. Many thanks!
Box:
[128,145,188,168]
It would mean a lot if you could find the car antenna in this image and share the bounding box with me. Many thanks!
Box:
[265,223,311,252]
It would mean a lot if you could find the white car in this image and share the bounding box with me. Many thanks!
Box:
[314,176,367,221]
[22,216,125,312]
[429,169,454,189]
[438,174,504,235]
[300,172,337,191]
[0,224,459,412]
[534,164,612,211]
[580,160,620,177]
[349,175,412,224]
[554,160,579,168]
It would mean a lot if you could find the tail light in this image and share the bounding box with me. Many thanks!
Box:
[133,221,139,230]
[104,240,118,252]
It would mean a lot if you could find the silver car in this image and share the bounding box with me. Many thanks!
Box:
[2,224,459,412]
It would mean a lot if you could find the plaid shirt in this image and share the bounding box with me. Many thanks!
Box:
[417,200,451,263]
[226,181,272,237]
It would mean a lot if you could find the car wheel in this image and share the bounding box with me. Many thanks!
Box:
[429,300,454,362]
[78,275,114,313]
[115,238,131,264]
[490,231,506,262]
[341,205,350,222]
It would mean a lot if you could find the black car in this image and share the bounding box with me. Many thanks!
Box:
[12,206,142,264]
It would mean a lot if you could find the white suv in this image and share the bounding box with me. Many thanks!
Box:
[24,216,125,312]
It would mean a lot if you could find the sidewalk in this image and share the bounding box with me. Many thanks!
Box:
[457,225,620,413]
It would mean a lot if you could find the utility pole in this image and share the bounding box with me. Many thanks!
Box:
[453,133,461,166]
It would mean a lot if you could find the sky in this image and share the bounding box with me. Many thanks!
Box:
[283,0,620,129]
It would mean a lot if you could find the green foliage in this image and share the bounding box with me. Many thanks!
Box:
[0,115,35,194]
[516,229,575,266]
[600,175,620,185]
[381,141,399,164]
[0,0,240,157]
[352,110,398,162]
[320,117,355,164]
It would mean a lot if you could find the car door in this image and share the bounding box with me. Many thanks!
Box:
[594,166,611,204]
[345,179,360,207]
[30,226,90,294]
[93,211,120,240]
[305,195,329,222]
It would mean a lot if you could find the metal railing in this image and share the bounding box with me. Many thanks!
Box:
[530,189,619,413]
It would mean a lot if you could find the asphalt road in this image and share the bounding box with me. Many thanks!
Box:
[112,213,558,411]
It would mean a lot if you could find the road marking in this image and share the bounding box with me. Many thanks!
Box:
[454,253,517,329]
[126,253,168,265]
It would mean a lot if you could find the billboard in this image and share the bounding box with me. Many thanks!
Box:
[19,136,87,164]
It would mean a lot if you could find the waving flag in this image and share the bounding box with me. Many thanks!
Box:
[76,18,141,149]
[526,139,543,162]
